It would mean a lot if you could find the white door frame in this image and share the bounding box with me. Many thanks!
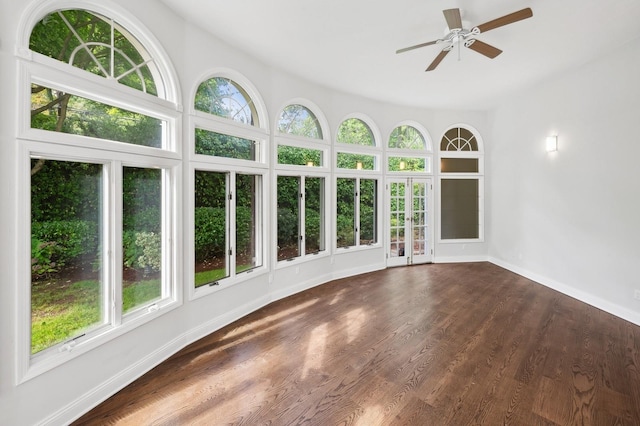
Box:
[386,177,433,267]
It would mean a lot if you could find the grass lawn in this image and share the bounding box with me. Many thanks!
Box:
[31,277,161,354]
[31,265,246,353]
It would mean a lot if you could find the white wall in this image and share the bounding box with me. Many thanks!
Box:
[0,0,488,424]
[487,37,640,325]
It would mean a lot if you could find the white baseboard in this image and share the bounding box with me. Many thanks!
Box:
[489,257,640,327]
[434,255,489,263]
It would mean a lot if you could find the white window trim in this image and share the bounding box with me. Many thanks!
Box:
[16,1,182,383]
[437,124,484,244]
[334,176,382,252]
[17,142,181,383]
[188,165,269,300]
[273,172,331,268]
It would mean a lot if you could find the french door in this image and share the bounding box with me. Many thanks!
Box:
[387,178,432,267]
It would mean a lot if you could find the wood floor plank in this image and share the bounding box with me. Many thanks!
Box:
[73,263,640,425]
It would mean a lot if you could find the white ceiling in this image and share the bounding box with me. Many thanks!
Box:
[160,0,640,110]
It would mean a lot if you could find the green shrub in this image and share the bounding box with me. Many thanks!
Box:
[31,220,99,272]
[31,237,58,277]
[194,207,226,261]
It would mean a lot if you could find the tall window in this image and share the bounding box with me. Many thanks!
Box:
[23,7,178,372]
[276,102,328,262]
[192,74,267,291]
[439,126,483,241]
[387,124,431,173]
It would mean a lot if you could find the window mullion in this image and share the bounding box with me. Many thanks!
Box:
[300,176,306,256]
[111,161,123,326]
[229,172,237,276]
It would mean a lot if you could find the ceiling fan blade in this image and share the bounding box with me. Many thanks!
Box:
[467,39,502,59]
[396,40,439,54]
[475,8,533,33]
[443,8,463,30]
[426,50,450,72]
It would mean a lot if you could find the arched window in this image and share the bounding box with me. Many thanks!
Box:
[439,125,483,241]
[389,125,425,150]
[387,124,432,173]
[337,118,374,146]
[278,104,323,139]
[441,127,478,152]
[191,73,267,292]
[275,102,328,262]
[30,9,164,97]
[20,3,180,378]
[335,116,380,249]
[193,75,265,161]
[195,77,257,125]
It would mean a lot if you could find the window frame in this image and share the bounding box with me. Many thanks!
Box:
[188,70,269,300]
[438,124,484,244]
[16,2,181,383]
[334,175,381,251]
[386,122,433,175]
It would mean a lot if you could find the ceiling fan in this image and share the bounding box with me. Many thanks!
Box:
[396,7,533,71]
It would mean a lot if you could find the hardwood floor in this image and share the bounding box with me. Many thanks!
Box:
[74,262,640,425]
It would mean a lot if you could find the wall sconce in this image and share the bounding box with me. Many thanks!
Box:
[356,161,363,170]
[306,161,314,167]
[399,160,406,170]
[546,135,558,152]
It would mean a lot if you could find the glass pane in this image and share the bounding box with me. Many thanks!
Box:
[441,127,478,151]
[31,83,163,148]
[359,179,377,245]
[305,177,325,255]
[389,182,405,258]
[277,176,301,261]
[336,178,356,248]
[195,128,256,160]
[336,152,375,170]
[440,158,479,173]
[30,159,103,354]
[441,179,479,239]
[388,156,427,172]
[337,118,374,146]
[389,126,425,150]
[194,171,229,287]
[194,77,257,126]
[277,145,322,167]
[122,167,162,313]
[30,10,159,96]
[412,182,428,256]
[236,174,261,273]
[278,105,322,139]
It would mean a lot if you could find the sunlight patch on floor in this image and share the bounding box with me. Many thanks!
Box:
[356,405,384,426]
[301,322,327,379]
[345,308,366,344]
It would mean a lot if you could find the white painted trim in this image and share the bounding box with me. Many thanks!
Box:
[489,257,640,327]
[434,255,489,263]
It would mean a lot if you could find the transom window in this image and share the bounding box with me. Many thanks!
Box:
[193,76,265,162]
[388,125,425,150]
[30,9,162,96]
[387,124,431,173]
[195,77,257,125]
[441,127,478,151]
[337,118,374,146]
[278,104,323,139]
